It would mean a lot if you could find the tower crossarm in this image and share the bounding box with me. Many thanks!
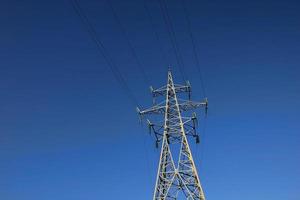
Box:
[177,98,208,112]
[151,82,191,97]
[137,102,166,115]
[137,98,207,116]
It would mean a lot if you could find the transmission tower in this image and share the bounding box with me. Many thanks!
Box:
[137,70,208,200]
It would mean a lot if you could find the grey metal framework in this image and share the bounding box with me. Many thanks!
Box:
[137,71,208,200]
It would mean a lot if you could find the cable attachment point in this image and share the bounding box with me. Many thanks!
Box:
[147,119,154,135]
[191,112,198,128]
[136,107,143,123]
[155,140,159,148]
[195,135,200,144]
[204,97,208,116]
[150,86,156,105]
[186,80,191,100]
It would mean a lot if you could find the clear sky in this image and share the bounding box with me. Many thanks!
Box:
[1,0,299,199]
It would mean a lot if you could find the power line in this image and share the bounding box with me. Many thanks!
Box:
[181,0,207,97]
[158,0,187,82]
[70,0,140,107]
[106,0,151,86]
[71,1,155,189]
[105,0,157,186]
[180,0,208,174]
[143,0,168,69]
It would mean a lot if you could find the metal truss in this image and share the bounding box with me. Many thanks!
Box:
[137,71,208,200]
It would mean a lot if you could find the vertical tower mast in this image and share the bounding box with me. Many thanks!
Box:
[138,71,208,200]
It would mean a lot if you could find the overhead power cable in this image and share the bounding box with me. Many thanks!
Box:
[180,0,208,172]
[106,0,151,86]
[70,0,140,107]
[158,0,187,82]
[105,1,156,184]
[181,0,206,97]
[143,0,168,68]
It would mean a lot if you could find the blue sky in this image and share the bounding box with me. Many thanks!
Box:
[1,0,299,199]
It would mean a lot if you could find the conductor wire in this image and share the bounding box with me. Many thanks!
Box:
[106,0,151,86]
[70,0,140,107]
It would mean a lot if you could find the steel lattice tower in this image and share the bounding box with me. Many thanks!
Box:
[137,70,208,200]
